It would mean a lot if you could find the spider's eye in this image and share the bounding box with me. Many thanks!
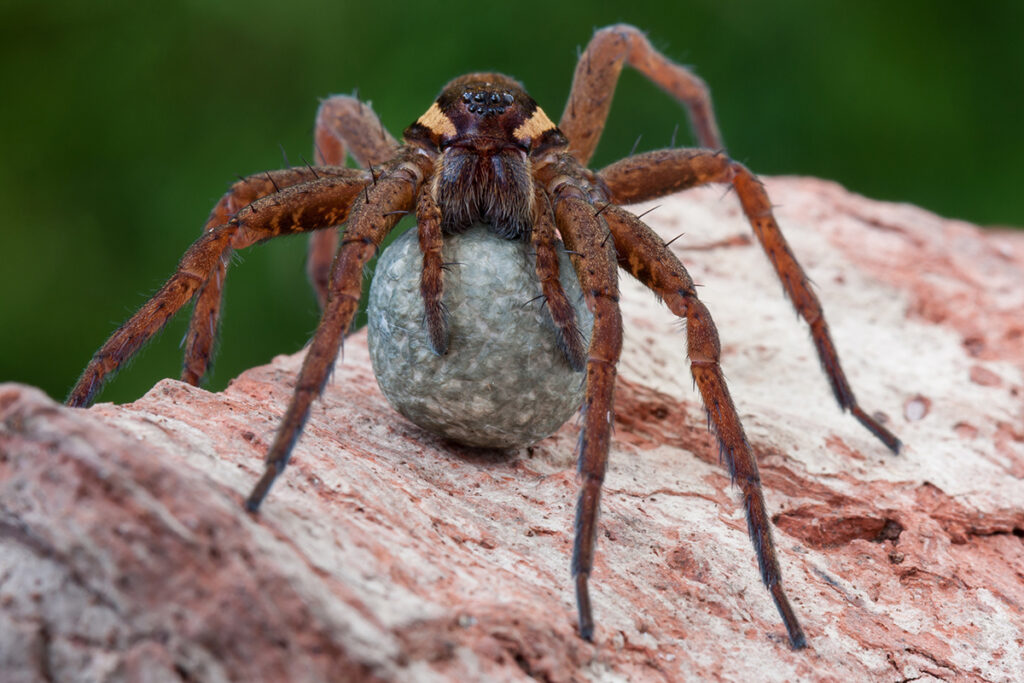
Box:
[503,93,513,105]
[490,93,501,104]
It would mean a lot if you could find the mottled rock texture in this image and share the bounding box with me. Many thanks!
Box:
[2,177,1022,682]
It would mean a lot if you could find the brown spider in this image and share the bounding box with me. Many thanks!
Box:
[67,25,901,649]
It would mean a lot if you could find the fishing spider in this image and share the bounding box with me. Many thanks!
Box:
[68,24,901,649]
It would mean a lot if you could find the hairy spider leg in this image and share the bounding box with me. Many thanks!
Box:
[308,96,401,307]
[605,203,807,648]
[67,173,371,407]
[600,149,901,452]
[559,24,724,167]
[416,187,449,354]
[245,150,433,511]
[531,185,587,372]
[548,185,623,643]
[182,166,364,385]
[184,97,399,387]
[311,96,462,368]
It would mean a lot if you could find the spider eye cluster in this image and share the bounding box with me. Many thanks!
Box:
[462,89,514,117]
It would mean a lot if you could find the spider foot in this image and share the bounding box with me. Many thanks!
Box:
[575,572,595,642]
[246,451,290,513]
[245,465,278,512]
[851,405,901,454]
[769,582,807,649]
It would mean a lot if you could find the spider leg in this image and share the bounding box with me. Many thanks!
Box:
[67,173,371,408]
[315,94,400,171]
[416,186,449,355]
[604,203,807,648]
[550,186,623,641]
[559,24,723,166]
[600,149,901,453]
[187,98,397,385]
[308,96,401,307]
[182,166,363,386]
[245,152,430,511]
[531,186,586,371]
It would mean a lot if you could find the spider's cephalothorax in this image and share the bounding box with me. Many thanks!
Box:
[68,25,904,650]
[405,73,567,238]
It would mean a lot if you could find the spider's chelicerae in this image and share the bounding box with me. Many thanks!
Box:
[68,24,901,649]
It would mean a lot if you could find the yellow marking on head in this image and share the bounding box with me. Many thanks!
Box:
[514,107,556,143]
[417,102,457,138]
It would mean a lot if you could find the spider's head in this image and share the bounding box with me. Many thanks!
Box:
[404,73,567,156]
[404,74,568,238]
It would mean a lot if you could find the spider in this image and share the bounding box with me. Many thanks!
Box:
[67,24,901,649]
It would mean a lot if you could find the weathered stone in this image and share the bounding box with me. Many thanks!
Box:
[2,177,1022,681]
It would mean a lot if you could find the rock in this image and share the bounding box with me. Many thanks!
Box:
[2,177,1022,682]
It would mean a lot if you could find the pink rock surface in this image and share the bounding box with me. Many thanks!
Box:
[2,177,1022,682]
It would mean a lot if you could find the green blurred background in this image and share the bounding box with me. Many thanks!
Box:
[3,1,1021,405]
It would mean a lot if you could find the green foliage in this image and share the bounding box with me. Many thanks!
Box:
[2,0,1020,403]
